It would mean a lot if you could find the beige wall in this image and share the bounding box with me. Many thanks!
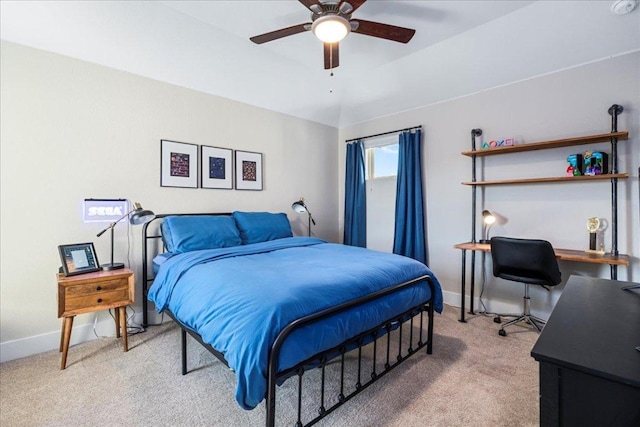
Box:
[2,40,639,362]
[0,41,338,360]
[339,52,640,316]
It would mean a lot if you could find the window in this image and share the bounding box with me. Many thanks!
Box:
[365,136,398,180]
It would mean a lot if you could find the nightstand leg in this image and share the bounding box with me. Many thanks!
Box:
[114,308,121,338]
[59,319,65,352]
[60,316,74,370]
[119,306,128,352]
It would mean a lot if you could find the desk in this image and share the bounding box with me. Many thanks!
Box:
[530,275,640,426]
[453,242,630,322]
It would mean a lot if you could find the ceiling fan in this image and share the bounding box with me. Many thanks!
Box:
[249,0,416,70]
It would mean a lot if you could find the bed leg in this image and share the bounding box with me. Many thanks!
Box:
[427,302,434,355]
[266,380,276,427]
[181,328,187,375]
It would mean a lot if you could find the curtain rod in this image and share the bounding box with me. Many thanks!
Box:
[345,125,422,143]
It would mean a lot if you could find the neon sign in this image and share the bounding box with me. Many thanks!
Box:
[83,199,129,223]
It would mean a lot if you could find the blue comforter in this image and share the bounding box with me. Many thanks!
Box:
[148,237,443,410]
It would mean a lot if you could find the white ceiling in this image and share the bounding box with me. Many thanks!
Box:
[1,1,639,128]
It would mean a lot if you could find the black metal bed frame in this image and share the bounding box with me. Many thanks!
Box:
[141,213,436,427]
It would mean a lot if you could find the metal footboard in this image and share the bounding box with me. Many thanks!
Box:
[266,275,435,427]
[171,274,435,427]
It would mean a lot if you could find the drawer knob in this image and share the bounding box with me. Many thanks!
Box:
[97,298,103,303]
[96,286,102,291]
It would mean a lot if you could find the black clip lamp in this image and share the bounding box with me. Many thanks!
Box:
[480,210,496,244]
[291,197,316,237]
[97,202,155,270]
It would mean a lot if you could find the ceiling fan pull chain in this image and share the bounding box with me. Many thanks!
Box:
[330,45,334,76]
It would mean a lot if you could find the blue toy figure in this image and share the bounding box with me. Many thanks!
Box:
[566,154,583,177]
[584,151,609,176]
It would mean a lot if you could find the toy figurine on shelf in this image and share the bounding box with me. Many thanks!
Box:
[586,217,605,255]
[566,154,583,177]
[480,137,515,150]
[584,151,609,176]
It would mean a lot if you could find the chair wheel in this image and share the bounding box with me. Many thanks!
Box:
[494,316,501,323]
[499,329,506,337]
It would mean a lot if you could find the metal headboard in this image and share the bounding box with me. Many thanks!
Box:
[141,212,231,327]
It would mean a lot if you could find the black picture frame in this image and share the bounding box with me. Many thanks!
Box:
[58,242,101,276]
[160,139,198,188]
[201,145,233,189]
[235,150,263,191]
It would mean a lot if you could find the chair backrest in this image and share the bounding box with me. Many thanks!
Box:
[490,236,562,287]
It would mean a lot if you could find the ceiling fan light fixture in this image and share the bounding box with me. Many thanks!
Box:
[312,15,350,43]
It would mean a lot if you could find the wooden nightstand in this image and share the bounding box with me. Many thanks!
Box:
[57,268,135,369]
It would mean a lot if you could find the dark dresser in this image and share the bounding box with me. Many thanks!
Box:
[531,275,640,426]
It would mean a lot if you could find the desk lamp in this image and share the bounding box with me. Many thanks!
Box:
[291,197,316,237]
[97,202,155,270]
[480,210,496,244]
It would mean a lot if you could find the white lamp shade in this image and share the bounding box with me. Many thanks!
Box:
[292,201,307,214]
[312,15,350,43]
[482,210,496,225]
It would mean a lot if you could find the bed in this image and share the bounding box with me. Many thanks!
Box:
[142,212,443,426]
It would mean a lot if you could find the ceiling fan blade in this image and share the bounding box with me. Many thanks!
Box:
[299,0,323,13]
[340,0,367,14]
[324,42,340,70]
[351,19,415,43]
[250,23,311,44]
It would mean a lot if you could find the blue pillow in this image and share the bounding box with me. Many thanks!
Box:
[161,215,242,254]
[232,211,293,245]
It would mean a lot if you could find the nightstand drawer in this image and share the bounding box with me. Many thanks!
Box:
[65,277,129,297]
[64,288,131,312]
[57,269,135,318]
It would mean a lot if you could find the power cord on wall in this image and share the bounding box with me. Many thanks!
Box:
[477,252,500,319]
[126,206,132,269]
[477,252,517,324]
[92,307,146,339]
[121,203,167,327]
[91,199,169,339]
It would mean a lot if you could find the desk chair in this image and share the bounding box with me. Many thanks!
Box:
[490,237,562,336]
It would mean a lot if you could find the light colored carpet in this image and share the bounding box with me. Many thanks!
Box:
[0,305,539,426]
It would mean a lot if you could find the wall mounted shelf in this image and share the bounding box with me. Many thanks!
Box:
[462,173,629,186]
[454,104,631,322]
[461,131,629,157]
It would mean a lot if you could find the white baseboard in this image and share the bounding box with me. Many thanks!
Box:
[0,311,154,363]
[441,289,552,319]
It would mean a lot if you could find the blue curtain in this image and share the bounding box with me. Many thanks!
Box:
[344,141,366,247]
[393,130,427,264]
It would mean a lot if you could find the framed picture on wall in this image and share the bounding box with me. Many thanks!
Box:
[201,145,233,189]
[160,139,198,188]
[235,150,263,191]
